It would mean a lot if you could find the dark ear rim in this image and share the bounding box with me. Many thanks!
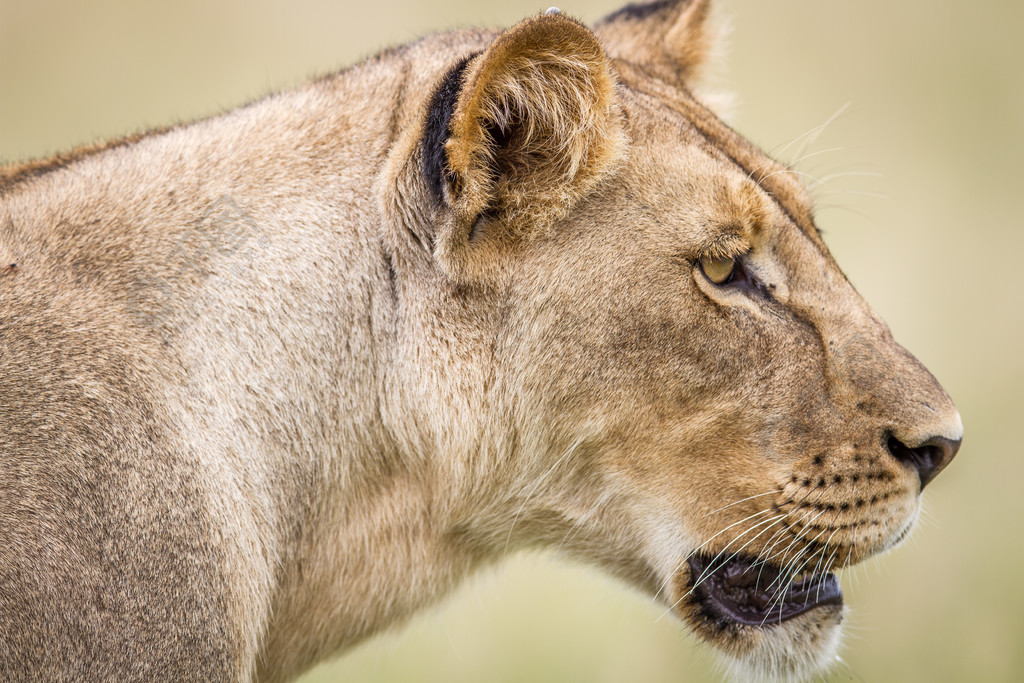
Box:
[422,55,476,206]
[593,0,713,86]
[599,0,690,23]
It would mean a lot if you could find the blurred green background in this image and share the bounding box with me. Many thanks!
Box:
[2,0,1020,680]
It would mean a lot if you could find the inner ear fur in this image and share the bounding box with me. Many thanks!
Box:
[430,13,626,276]
[593,0,713,87]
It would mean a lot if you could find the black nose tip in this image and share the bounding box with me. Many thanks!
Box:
[886,435,961,490]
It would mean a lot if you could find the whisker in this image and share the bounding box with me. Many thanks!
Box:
[688,514,785,594]
[760,505,840,601]
[684,507,775,562]
[655,511,784,620]
[814,170,884,184]
[767,101,850,164]
[766,544,811,600]
[690,516,788,593]
[816,547,841,603]
[790,101,852,164]
[816,189,890,199]
[806,524,839,589]
[753,503,815,570]
[761,532,830,625]
[765,505,843,605]
[762,507,828,567]
[782,147,846,175]
[752,504,824,583]
[502,436,583,555]
[653,506,775,604]
[753,525,794,583]
[811,203,883,223]
[702,489,782,518]
[554,491,611,554]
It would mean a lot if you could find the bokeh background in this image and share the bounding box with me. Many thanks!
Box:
[2,0,1020,680]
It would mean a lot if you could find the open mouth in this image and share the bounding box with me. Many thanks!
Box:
[687,553,842,627]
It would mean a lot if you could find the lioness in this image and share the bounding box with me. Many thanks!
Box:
[0,1,962,681]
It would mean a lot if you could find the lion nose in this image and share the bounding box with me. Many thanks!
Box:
[885,434,961,490]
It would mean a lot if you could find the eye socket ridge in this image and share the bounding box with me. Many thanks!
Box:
[698,254,771,298]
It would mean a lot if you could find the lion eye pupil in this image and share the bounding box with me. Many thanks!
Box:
[700,256,736,285]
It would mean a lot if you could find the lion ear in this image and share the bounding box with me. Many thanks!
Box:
[422,12,625,277]
[592,0,714,87]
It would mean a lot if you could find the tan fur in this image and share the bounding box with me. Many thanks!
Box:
[0,2,961,682]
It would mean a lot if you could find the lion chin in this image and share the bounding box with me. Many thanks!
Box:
[708,611,842,683]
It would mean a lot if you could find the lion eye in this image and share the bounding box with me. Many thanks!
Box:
[700,255,736,285]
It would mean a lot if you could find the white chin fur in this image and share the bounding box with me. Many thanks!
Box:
[714,609,844,683]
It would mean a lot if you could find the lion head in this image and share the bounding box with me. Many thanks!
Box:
[379,2,962,679]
